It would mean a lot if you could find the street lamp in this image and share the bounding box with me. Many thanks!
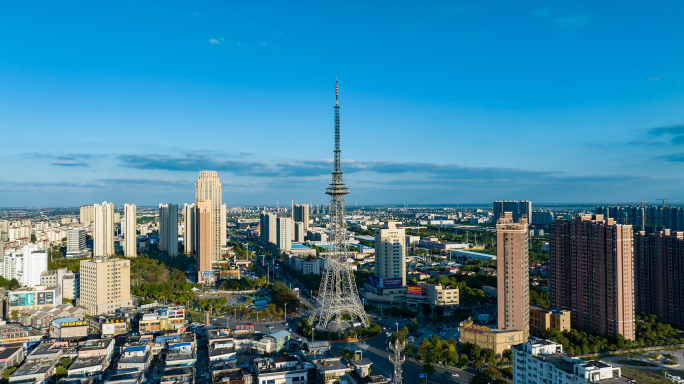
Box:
[395,322,399,334]
[284,303,288,323]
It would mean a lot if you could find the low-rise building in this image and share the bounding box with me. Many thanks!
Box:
[312,357,351,384]
[449,249,496,261]
[255,357,307,384]
[117,346,152,373]
[512,339,631,384]
[50,318,88,340]
[0,346,25,371]
[7,286,62,314]
[9,358,59,384]
[405,283,459,313]
[458,319,526,355]
[67,355,108,380]
[529,305,571,336]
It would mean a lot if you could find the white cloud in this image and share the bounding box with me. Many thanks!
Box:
[208,37,224,45]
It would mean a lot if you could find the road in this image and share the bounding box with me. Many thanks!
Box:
[330,334,475,384]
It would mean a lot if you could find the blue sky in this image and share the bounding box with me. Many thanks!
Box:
[1,1,683,207]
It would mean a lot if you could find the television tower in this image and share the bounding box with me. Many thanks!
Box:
[310,81,370,331]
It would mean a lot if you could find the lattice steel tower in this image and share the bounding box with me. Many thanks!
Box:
[309,81,370,331]
[389,340,405,384]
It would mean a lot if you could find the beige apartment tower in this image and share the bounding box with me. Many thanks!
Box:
[79,257,131,315]
[94,202,115,257]
[374,221,406,285]
[195,171,223,262]
[197,200,214,284]
[159,203,179,257]
[183,203,197,255]
[123,204,137,257]
[497,212,530,338]
[80,205,95,224]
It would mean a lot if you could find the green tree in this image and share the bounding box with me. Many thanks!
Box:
[422,363,436,384]
[10,310,18,322]
[3,367,17,379]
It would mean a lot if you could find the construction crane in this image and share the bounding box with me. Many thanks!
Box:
[657,198,684,227]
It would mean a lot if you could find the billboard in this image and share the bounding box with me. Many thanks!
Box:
[38,292,45,305]
[46,292,54,305]
[383,278,402,288]
[9,293,34,307]
[366,274,381,288]
[407,286,422,295]
[201,271,214,275]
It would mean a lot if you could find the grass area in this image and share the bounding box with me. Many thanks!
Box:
[612,359,660,368]
[620,366,670,384]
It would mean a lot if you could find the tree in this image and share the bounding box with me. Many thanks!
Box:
[3,367,17,379]
[10,310,18,322]
[422,363,436,384]
[457,354,469,367]
[56,366,67,378]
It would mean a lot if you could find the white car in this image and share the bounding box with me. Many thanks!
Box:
[451,373,459,377]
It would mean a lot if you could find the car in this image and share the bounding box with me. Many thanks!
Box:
[451,373,459,377]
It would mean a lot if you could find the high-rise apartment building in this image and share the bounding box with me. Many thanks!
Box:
[2,244,48,287]
[159,204,178,257]
[221,203,227,249]
[596,205,684,232]
[634,229,684,327]
[183,203,197,256]
[197,201,213,284]
[497,212,530,337]
[293,204,310,230]
[493,201,532,224]
[550,214,635,340]
[66,228,86,253]
[123,204,137,257]
[93,201,115,256]
[195,171,223,261]
[294,222,305,243]
[80,205,95,224]
[79,257,131,315]
[374,221,406,285]
[259,212,277,245]
[277,217,292,252]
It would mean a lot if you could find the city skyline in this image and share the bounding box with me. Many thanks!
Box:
[2,2,684,206]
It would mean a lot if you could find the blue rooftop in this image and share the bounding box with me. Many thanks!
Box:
[53,317,78,325]
[124,346,146,353]
[291,244,310,249]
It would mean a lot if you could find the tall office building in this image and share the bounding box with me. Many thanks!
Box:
[374,221,406,285]
[195,171,223,261]
[550,214,635,340]
[634,229,684,327]
[294,204,310,230]
[123,204,137,257]
[80,205,95,224]
[493,201,532,224]
[183,203,197,256]
[197,201,213,284]
[66,228,86,253]
[159,204,179,257]
[94,201,115,256]
[276,217,292,252]
[79,257,131,315]
[259,212,277,245]
[496,212,530,337]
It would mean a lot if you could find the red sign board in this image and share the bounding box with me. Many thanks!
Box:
[407,286,422,295]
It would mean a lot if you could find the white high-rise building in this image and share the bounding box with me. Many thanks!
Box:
[94,202,115,256]
[277,217,292,252]
[374,221,406,286]
[66,228,86,253]
[123,204,137,257]
[294,222,305,243]
[159,204,179,257]
[183,203,197,256]
[2,244,48,287]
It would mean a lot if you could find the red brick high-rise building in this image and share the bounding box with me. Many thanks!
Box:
[634,230,684,327]
[549,214,635,340]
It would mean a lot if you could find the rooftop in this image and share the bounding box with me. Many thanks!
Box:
[69,356,106,371]
[106,372,142,383]
[166,351,194,361]
[313,358,350,372]
[212,368,243,383]
[13,360,57,377]
[118,351,149,365]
